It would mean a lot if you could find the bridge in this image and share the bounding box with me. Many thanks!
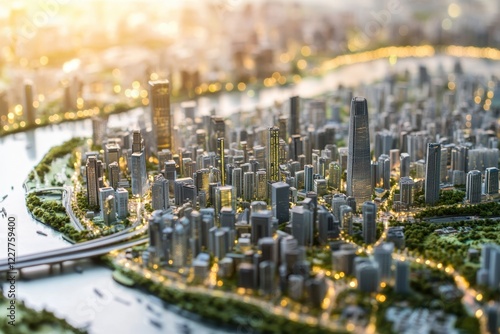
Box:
[0,196,149,275]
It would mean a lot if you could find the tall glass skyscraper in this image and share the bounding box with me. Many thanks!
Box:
[425,143,441,205]
[267,126,280,183]
[149,80,172,152]
[346,97,372,205]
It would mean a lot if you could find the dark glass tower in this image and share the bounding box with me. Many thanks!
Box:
[149,80,172,152]
[425,143,441,205]
[346,97,372,205]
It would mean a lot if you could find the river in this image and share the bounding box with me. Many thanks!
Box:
[0,54,499,334]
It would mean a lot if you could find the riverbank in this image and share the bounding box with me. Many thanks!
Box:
[110,261,347,334]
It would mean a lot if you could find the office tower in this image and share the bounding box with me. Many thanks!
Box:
[346,97,372,204]
[425,143,441,205]
[267,126,280,182]
[24,81,35,126]
[105,143,120,167]
[220,207,235,230]
[255,170,267,201]
[489,246,500,290]
[317,207,334,244]
[271,182,290,223]
[331,194,347,221]
[304,164,314,192]
[148,211,165,263]
[214,230,227,260]
[243,172,254,201]
[389,149,400,171]
[466,170,482,204]
[375,130,393,158]
[486,305,499,334]
[400,153,410,178]
[290,134,302,161]
[291,205,313,246]
[259,237,278,264]
[328,162,341,190]
[250,210,273,244]
[91,116,107,147]
[374,242,394,280]
[440,147,448,183]
[362,201,376,244]
[371,161,379,188]
[278,116,288,142]
[395,260,410,294]
[355,259,379,293]
[152,175,169,211]
[231,167,242,198]
[131,151,148,197]
[217,137,225,185]
[172,223,188,267]
[259,261,275,295]
[331,244,357,275]
[314,179,327,196]
[288,275,304,300]
[339,204,353,234]
[195,169,210,193]
[174,177,195,206]
[107,162,120,190]
[149,80,172,152]
[86,156,99,208]
[210,116,225,153]
[115,188,129,219]
[485,167,499,195]
[238,263,256,289]
[399,176,414,208]
[99,187,116,225]
[379,155,391,190]
[306,274,327,308]
[132,130,144,154]
[289,96,300,136]
[215,186,235,216]
[158,149,171,172]
[164,160,176,192]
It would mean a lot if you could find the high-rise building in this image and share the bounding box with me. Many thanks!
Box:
[374,242,394,280]
[172,223,187,267]
[243,172,254,202]
[131,131,148,197]
[328,162,341,190]
[291,205,313,246]
[115,188,129,219]
[355,259,379,293]
[86,156,99,208]
[99,187,116,225]
[149,80,172,152]
[217,137,225,185]
[104,143,120,167]
[347,97,372,204]
[395,260,410,294]
[24,81,35,126]
[304,164,314,192]
[400,152,410,178]
[425,143,441,205]
[267,126,280,182]
[255,170,267,201]
[107,161,120,190]
[485,167,499,195]
[289,96,300,136]
[271,182,290,223]
[399,176,415,208]
[250,210,273,244]
[466,170,482,204]
[362,201,376,244]
[152,174,169,211]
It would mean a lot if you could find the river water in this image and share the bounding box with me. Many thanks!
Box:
[0,55,499,334]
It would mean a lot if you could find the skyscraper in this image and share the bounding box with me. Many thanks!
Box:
[86,156,99,208]
[149,80,172,152]
[362,201,376,244]
[107,161,120,190]
[466,170,482,204]
[99,187,116,225]
[24,81,35,126]
[485,167,499,195]
[346,97,372,204]
[131,131,148,197]
[400,152,410,178]
[289,96,300,136]
[425,143,441,205]
[267,126,280,182]
[115,188,129,219]
[217,137,225,185]
[271,182,290,223]
[152,174,169,211]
